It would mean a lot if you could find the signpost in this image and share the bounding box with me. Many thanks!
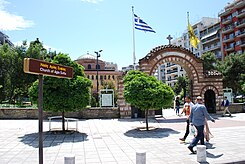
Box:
[24,58,73,79]
[23,58,73,164]
[100,88,114,107]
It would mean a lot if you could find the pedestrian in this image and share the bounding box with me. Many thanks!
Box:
[179,96,194,142]
[188,96,215,154]
[204,118,213,142]
[175,96,180,115]
[221,96,232,117]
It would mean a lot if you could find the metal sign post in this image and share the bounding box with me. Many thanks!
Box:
[23,58,73,164]
[38,74,43,164]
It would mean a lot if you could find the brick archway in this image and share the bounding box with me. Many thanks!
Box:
[139,45,223,111]
[117,45,224,118]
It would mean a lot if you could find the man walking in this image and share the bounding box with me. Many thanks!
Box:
[221,96,232,117]
[188,96,215,154]
[179,96,194,142]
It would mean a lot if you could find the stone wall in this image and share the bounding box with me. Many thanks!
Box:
[0,107,120,119]
[225,103,244,113]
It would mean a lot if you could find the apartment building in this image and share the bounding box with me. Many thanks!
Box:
[219,0,245,56]
[156,17,219,87]
[0,31,14,46]
[200,22,222,59]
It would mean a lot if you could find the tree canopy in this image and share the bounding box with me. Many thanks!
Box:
[0,42,37,104]
[201,52,218,71]
[29,53,92,112]
[123,70,174,130]
[29,53,92,131]
[217,53,245,94]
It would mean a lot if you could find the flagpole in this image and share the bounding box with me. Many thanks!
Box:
[187,12,191,52]
[132,6,136,70]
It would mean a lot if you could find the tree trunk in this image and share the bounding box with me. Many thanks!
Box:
[62,111,65,132]
[145,109,149,131]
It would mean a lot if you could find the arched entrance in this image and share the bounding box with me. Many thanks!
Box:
[204,90,216,113]
[117,45,224,118]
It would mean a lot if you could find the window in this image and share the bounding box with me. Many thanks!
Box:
[100,75,103,80]
[91,75,94,80]
[112,75,115,80]
[88,64,91,69]
[96,64,100,70]
[232,11,238,17]
[104,75,107,80]
[87,75,90,79]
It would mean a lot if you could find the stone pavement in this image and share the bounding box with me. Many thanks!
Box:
[0,109,245,164]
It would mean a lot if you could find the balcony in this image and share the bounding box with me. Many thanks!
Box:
[222,25,234,34]
[202,36,219,44]
[226,45,234,52]
[237,10,245,18]
[223,36,235,43]
[237,19,245,28]
[219,8,232,17]
[202,44,221,53]
[237,30,245,38]
[241,41,245,47]
[235,0,245,9]
[222,17,232,25]
[201,30,219,44]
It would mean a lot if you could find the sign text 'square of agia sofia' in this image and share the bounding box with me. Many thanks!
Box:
[23,58,73,79]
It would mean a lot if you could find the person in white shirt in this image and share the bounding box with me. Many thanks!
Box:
[179,96,194,142]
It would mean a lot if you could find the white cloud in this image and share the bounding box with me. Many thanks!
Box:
[0,0,34,31]
[80,0,103,4]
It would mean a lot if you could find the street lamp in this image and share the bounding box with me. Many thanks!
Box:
[94,50,102,103]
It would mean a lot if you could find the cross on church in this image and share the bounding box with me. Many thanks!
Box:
[166,35,173,45]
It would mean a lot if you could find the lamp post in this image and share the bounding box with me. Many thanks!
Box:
[95,50,102,103]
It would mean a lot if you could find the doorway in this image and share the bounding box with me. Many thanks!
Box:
[204,90,216,113]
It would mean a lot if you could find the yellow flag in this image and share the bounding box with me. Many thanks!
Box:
[188,21,200,49]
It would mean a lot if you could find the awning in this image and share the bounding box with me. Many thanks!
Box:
[201,30,218,40]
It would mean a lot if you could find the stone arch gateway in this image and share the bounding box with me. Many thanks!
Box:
[139,45,223,113]
[117,45,224,118]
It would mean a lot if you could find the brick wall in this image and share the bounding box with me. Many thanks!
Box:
[0,107,120,119]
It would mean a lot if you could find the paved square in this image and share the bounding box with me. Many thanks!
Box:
[0,110,245,164]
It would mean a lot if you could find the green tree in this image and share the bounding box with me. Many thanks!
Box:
[29,53,92,131]
[218,53,245,94]
[201,52,218,71]
[0,40,42,104]
[173,76,190,99]
[123,70,174,130]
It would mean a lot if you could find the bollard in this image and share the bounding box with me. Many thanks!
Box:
[64,154,75,164]
[197,145,206,162]
[136,151,146,164]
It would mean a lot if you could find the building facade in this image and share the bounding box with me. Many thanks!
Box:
[0,31,14,46]
[75,53,122,94]
[200,22,222,59]
[219,0,245,56]
[156,17,219,87]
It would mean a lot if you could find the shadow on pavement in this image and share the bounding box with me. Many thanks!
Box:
[206,151,223,159]
[205,142,216,150]
[124,127,180,138]
[18,130,88,148]
[155,117,187,123]
[118,118,157,123]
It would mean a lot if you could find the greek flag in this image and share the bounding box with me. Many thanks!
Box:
[134,14,156,33]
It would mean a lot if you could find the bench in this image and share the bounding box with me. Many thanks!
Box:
[48,116,79,131]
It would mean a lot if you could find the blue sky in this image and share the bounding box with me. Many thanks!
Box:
[0,0,230,69]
